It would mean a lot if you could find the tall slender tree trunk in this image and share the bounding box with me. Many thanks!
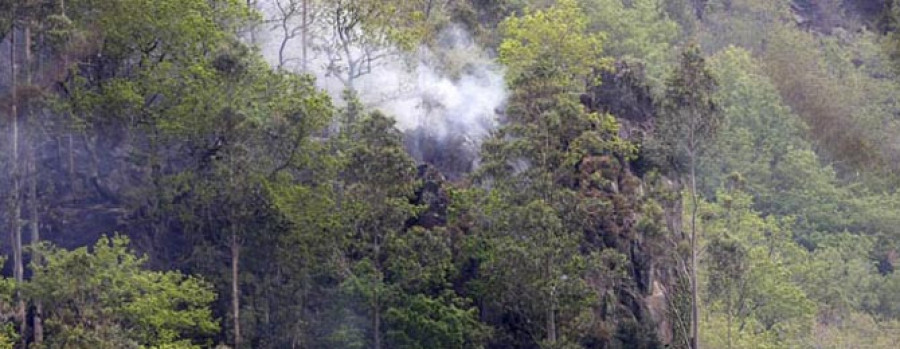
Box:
[224,75,242,349]
[231,232,242,348]
[689,152,700,349]
[9,15,18,271]
[302,0,308,72]
[372,235,382,349]
[27,139,43,345]
[25,22,44,345]
[726,294,732,349]
[30,162,42,345]
[247,0,258,45]
[373,291,381,349]
[59,0,76,194]
[546,260,557,344]
[9,22,26,347]
[547,297,557,343]
[9,23,30,347]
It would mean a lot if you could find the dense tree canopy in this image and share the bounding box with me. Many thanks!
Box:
[2,0,900,348]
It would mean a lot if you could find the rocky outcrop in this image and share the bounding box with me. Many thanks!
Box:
[581,61,686,348]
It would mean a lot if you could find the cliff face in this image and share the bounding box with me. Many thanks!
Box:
[0,126,197,267]
[413,160,684,347]
[584,62,686,347]
[406,157,682,347]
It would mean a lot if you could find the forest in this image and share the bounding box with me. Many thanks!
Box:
[3,0,900,348]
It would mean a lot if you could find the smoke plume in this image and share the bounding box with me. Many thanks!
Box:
[255,2,507,175]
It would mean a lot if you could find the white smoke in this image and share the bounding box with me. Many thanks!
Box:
[373,27,506,140]
[254,2,507,146]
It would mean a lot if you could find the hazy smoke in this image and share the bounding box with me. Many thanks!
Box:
[254,2,506,174]
[372,26,506,139]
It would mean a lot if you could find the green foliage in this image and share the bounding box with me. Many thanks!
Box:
[471,2,678,347]
[581,0,680,89]
[699,188,816,347]
[649,44,720,175]
[701,0,793,53]
[24,236,218,348]
[704,46,808,189]
[64,0,253,59]
[701,46,844,228]
[329,111,491,348]
[683,6,900,345]
[498,0,609,91]
[384,292,491,349]
[470,197,612,347]
[482,0,632,197]
[795,233,880,318]
[764,24,886,173]
[882,0,900,71]
[11,0,900,347]
[806,311,900,348]
[0,258,16,349]
[702,41,900,239]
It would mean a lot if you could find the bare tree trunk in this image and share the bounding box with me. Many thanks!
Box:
[373,292,381,349]
[275,0,291,70]
[247,0,259,44]
[546,260,557,344]
[25,22,44,345]
[547,299,557,344]
[372,233,382,349]
[726,293,732,349]
[28,140,43,345]
[302,0,308,72]
[278,23,289,70]
[9,22,27,347]
[9,17,19,282]
[231,232,242,348]
[689,153,700,349]
[60,0,76,194]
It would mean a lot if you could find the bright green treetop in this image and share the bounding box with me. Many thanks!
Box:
[24,236,218,348]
